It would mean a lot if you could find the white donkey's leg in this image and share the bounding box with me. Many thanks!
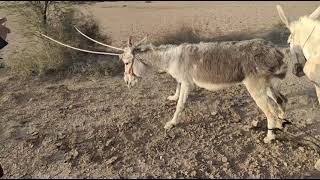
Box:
[244,77,277,143]
[164,83,190,129]
[315,84,320,105]
[167,82,181,101]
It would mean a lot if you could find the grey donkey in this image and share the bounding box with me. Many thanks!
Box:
[40,27,288,143]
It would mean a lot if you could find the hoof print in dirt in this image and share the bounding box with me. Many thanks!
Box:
[251,120,260,128]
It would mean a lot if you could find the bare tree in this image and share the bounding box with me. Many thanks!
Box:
[29,1,53,25]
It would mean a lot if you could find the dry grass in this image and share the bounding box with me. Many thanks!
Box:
[152,21,290,46]
[4,3,123,79]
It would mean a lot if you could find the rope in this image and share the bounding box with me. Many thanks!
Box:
[278,118,320,152]
[302,25,316,50]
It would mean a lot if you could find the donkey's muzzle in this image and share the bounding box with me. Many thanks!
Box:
[292,63,305,77]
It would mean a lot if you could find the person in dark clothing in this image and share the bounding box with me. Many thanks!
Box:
[0,17,10,175]
[0,17,10,50]
[0,163,3,178]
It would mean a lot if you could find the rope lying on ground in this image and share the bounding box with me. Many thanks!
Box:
[276,119,320,152]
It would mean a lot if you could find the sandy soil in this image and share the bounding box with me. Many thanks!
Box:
[1,1,320,178]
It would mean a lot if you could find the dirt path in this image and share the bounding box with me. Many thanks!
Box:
[1,1,320,178]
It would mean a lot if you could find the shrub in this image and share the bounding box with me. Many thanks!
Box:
[4,2,123,78]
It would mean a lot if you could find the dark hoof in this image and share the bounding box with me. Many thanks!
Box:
[281,119,292,128]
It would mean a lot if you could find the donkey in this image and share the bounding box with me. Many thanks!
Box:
[276,5,320,103]
[39,27,288,143]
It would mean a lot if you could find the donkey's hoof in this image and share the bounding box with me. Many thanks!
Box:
[282,119,292,128]
[263,137,273,144]
[164,122,176,130]
[275,120,284,130]
[263,136,276,144]
[276,118,292,129]
[167,95,178,101]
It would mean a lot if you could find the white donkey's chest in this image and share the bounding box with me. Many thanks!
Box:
[300,28,320,62]
[303,48,320,63]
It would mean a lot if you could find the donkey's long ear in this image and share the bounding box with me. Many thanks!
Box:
[309,6,320,19]
[128,36,133,47]
[276,5,290,28]
[135,43,154,52]
[135,36,148,47]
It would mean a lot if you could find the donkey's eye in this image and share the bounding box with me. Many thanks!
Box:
[125,63,129,65]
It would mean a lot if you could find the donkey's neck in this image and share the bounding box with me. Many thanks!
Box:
[136,44,180,72]
[296,17,317,46]
[295,17,320,59]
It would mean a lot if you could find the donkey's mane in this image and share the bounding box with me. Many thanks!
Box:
[138,38,275,53]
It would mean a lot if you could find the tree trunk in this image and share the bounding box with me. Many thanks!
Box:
[43,1,49,25]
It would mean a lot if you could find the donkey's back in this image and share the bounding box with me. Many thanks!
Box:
[177,38,287,85]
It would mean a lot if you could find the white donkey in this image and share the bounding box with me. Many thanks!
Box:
[277,5,320,103]
[40,27,288,143]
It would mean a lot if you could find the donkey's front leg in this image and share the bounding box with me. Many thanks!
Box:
[244,78,277,143]
[266,86,288,129]
[315,84,320,105]
[167,82,181,101]
[164,83,190,129]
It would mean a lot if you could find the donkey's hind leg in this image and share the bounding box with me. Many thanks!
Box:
[244,77,278,143]
[167,82,181,101]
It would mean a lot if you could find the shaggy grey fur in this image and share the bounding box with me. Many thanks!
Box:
[135,38,286,84]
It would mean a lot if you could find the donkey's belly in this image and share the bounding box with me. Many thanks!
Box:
[193,78,237,91]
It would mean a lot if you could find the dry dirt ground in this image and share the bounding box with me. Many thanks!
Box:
[1,1,320,179]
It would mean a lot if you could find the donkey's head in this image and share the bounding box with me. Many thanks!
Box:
[276,5,320,50]
[39,26,150,88]
[276,5,320,71]
[119,36,150,88]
